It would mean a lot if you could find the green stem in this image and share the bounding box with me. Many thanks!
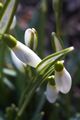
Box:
[37,0,47,57]
[15,76,42,119]
[52,0,63,39]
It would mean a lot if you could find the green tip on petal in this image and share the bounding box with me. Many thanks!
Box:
[55,61,64,72]
[3,34,17,48]
[47,75,55,86]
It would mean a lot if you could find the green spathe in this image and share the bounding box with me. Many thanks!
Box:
[55,61,64,72]
[3,34,17,48]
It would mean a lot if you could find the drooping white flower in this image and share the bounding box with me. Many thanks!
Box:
[46,83,58,103]
[12,41,41,68]
[3,33,41,68]
[10,28,38,71]
[24,28,38,51]
[55,62,72,94]
[11,51,26,72]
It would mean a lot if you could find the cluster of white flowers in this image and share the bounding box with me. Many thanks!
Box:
[5,20,72,104]
[45,33,72,103]
[0,0,73,104]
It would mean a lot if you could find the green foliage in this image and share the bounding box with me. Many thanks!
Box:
[0,0,78,120]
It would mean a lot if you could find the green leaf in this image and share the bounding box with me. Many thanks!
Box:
[0,0,18,34]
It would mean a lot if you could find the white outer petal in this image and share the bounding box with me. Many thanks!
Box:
[10,16,16,30]
[12,41,41,68]
[24,28,32,47]
[45,83,58,103]
[11,51,26,72]
[55,68,72,94]
[24,28,37,50]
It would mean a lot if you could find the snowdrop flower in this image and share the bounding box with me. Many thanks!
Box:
[45,76,59,103]
[3,34,41,68]
[54,61,72,94]
[24,28,38,51]
[46,61,72,103]
[10,28,38,71]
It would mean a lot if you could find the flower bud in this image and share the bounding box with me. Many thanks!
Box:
[24,28,38,51]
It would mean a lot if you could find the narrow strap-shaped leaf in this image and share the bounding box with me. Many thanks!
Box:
[36,47,74,72]
[0,0,18,34]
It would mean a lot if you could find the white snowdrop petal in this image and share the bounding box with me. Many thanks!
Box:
[55,68,72,94]
[24,28,37,51]
[12,41,41,68]
[24,28,32,46]
[11,51,26,72]
[10,16,16,30]
[46,83,58,103]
